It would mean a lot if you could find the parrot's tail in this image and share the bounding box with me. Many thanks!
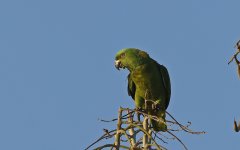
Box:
[150,109,167,132]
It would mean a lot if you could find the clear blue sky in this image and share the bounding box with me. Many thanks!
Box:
[0,1,240,150]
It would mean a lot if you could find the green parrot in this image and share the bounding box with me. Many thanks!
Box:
[115,48,171,131]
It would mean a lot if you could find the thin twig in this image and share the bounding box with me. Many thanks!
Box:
[85,129,116,150]
[93,144,129,150]
[99,111,134,123]
[167,131,188,150]
[152,132,168,144]
[166,111,205,134]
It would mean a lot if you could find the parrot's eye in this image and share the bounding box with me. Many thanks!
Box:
[120,53,126,58]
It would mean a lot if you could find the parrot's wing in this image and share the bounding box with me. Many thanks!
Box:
[127,73,136,100]
[157,63,171,109]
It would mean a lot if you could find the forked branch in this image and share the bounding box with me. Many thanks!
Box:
[85,107,205,150]
[228,40,240,78]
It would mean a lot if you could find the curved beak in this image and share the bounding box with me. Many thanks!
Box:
[115,60,121,70]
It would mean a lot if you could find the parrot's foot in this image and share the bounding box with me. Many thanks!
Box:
[152,103,160,111]
[152,100,164,111]
[135,107,143,112]
[151,117,167,132]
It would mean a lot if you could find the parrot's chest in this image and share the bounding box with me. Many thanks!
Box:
[132,71,149,88]
[131,64,162,98]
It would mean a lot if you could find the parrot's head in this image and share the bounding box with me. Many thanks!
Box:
[115,48,150,71]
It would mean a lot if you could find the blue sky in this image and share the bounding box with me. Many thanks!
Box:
[0,0,240,150]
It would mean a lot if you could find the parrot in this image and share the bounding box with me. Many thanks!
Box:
[115,48,171,131]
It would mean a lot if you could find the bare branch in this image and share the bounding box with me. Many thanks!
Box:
[86,107,205,150]
[114,107,123,149]
[228,40,240,78]
[128,109,136,146]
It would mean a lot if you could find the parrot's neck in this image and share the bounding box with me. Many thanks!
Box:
[127,61,155,72]
[127,60,153,72]
[126,61,143,72]
[126,57,154,72]
[127,63,140,72]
